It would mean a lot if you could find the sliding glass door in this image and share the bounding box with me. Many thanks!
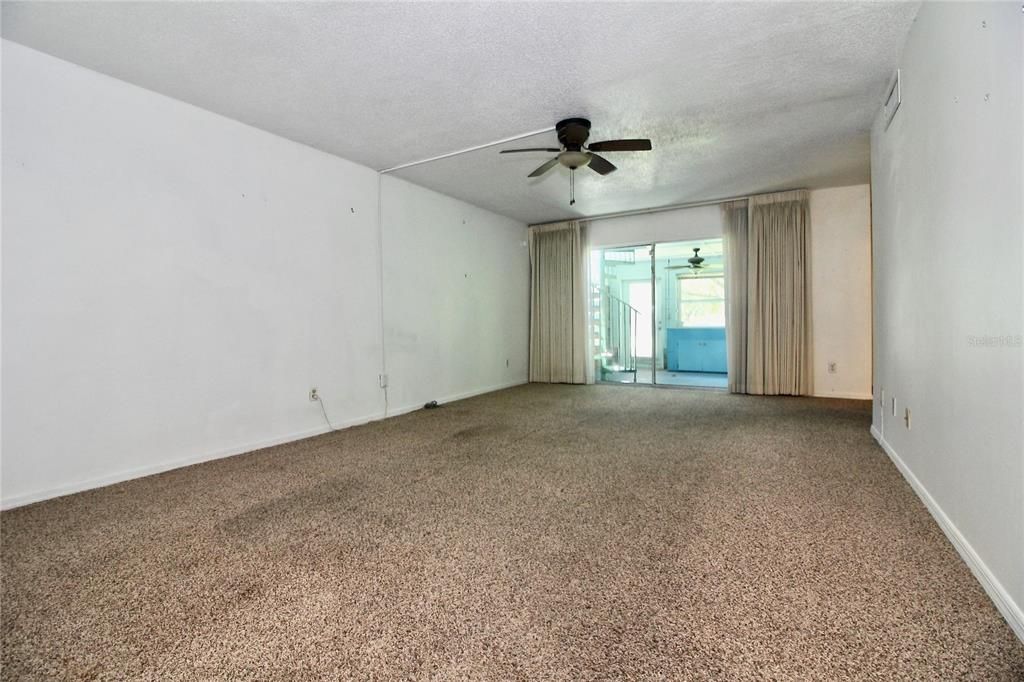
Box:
[590,244,654,384]
[591,239,728,389]
[653,240,727,388]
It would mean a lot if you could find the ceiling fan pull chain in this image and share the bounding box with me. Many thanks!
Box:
[569,168,576,206]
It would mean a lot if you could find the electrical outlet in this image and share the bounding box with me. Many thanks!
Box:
[904,407,911,429]
[827,361,837,374]
[309,387,319,402]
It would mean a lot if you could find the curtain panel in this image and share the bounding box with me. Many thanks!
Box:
[721,199,750,394]
[528,221,590,384]
[745,190,812,395]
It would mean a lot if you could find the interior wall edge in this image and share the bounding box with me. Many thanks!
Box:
[871,426,1024,643]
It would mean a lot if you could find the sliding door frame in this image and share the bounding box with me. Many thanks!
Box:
[649,243,657,385]
[592,242,654,385]
[593,239,726,390]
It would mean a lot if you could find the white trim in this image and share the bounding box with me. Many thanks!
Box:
[0,381,528,511]
[386,379,528,418]
[871,426,1024,643]
[812,391,873,400]
[1,418,366,511]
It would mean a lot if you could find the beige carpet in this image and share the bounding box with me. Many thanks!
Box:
[2,384,1022,680]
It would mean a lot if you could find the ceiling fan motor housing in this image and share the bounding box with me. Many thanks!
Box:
[556,117,592,151]
[688,247,705,268]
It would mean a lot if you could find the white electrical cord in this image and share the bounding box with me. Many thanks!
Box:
[377,125,555,174]
[314,393,341,432]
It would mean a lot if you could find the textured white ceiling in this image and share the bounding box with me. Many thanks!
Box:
[2,1,918,224]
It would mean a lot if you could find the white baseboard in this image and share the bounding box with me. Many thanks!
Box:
[1,416,368,511]
[871,426,1024,643]
[813,391,873,400]
[385,379,528,418]
[1,380,528,511]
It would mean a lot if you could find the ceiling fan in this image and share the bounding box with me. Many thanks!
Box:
[500,118,652,205]
[666,248,706,274]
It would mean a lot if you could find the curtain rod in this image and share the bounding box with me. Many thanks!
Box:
[379,126,556,174]
[528,188,803,228]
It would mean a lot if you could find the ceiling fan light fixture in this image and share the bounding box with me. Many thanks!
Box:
[502,118,653,205]
[558,150,591,169]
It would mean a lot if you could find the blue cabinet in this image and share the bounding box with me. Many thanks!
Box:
[666,327,727,373]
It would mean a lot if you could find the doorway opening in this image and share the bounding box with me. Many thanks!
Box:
[590,238,727,389]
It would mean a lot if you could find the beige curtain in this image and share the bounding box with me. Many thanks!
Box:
[721,199,749,394]
[745,190,812,395]
[528,221,590,384]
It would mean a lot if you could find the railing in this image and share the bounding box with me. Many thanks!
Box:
[599,291,639,382]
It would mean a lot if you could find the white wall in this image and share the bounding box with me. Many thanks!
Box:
[810,185,873,399]
[588,204,721,248]
[1,41,529,507]
[2,40,383,506]
[380,176,528,414]
[870,2,1023,640]
[585,191,874,397]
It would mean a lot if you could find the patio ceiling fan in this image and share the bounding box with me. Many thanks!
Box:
[500,118,652,205]
[665,248,707,273]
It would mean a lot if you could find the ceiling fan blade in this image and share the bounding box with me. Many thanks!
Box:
[528,157,560,177]
[587,153,617,175]
[500,148,561,154]
[587,139,652,152]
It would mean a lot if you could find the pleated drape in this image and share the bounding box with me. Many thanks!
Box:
[745,190,812,395]
[528,221,589,384]
[721,200,749,394]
